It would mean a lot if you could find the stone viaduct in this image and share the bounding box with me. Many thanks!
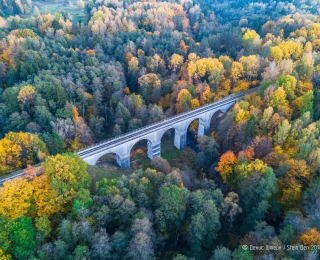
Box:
[78,87,258,168]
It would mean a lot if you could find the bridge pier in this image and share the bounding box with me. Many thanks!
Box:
[116,154,130,168]
[147,141,161,159]
[198,118,211,137]
[174,128,187,149]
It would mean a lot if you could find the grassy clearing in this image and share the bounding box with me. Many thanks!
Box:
[130,136,197,170]
[4,0,88,23]
[88,167,131,193]
[161,138,197,169]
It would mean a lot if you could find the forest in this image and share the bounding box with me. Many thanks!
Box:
[1,0,320,259]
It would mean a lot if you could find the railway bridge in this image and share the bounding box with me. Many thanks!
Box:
[78,87,258,168]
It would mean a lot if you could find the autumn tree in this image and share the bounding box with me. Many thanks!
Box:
[42,154,91,210]
[215,151,238,184]
[169,54,184,72]
[298,229,320,247]
[269,46,283,63]
[17,85,37,115]
[138,73,161,104]
[273,119,291,147]
[0,138,21,175]
[239,55,260,81]
[230,62,244,83]
[276,75,297,100]
[176,89,192,113]
[242,29,261,54]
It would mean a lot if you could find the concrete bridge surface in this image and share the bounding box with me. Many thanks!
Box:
[78,87,258,168]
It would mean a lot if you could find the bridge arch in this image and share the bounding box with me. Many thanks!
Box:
[128,138,155,155]
[128,137,161,165]
[81,149,126,167]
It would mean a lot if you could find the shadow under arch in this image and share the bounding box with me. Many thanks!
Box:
[129,138,155,169]
[186,118,200,151]
[209,109,227,129]
[95,152,121,166]
[85,149,126,168]
[187,109,225,138]
[158,127,176,158]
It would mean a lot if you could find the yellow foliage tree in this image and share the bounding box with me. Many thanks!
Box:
[0,48,15,69]
[243,29,259,42]
[310,23,320,38]
[233,81,250,93]
[299,229,320,247]
[217,79,231,95]
[201,85,214,105]
[0,249,11,260]
[4,132,48,168]
[191,98,200,109]
[230,62,244,83]
[170,53,184,72]
[278,41,303,60]
[42,154,91,210]
[189,120,199,133]
[269,46,283,63]
[188,57,224,82]
[239,55,260,81]
[187,53,200,63]
[72,105,81,124]
[32,175,60,217]
[277,177,302,212]
[269,87,288,108]
[0,177,34,220]
[297,81,313,95]
[235,159,268,178]
[0,174,59,220]
[235,108,250,123]
[312,39,320,51]
[0,138,22,175]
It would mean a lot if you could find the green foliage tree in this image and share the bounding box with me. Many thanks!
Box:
[245,115,257,140]
[6,216,36,260]
[276,75,297,100]
[155,185,189,239]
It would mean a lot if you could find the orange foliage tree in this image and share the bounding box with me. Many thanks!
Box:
[215,151,238,183]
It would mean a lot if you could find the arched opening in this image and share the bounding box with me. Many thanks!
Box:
[186,111,224,144]
[96,152,119,167]
[130,139,152,170]
[210,109,225,129]
[160,128,176,161]
[187,118,200,151]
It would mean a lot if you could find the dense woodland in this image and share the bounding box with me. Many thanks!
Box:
[1,0,320,259]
